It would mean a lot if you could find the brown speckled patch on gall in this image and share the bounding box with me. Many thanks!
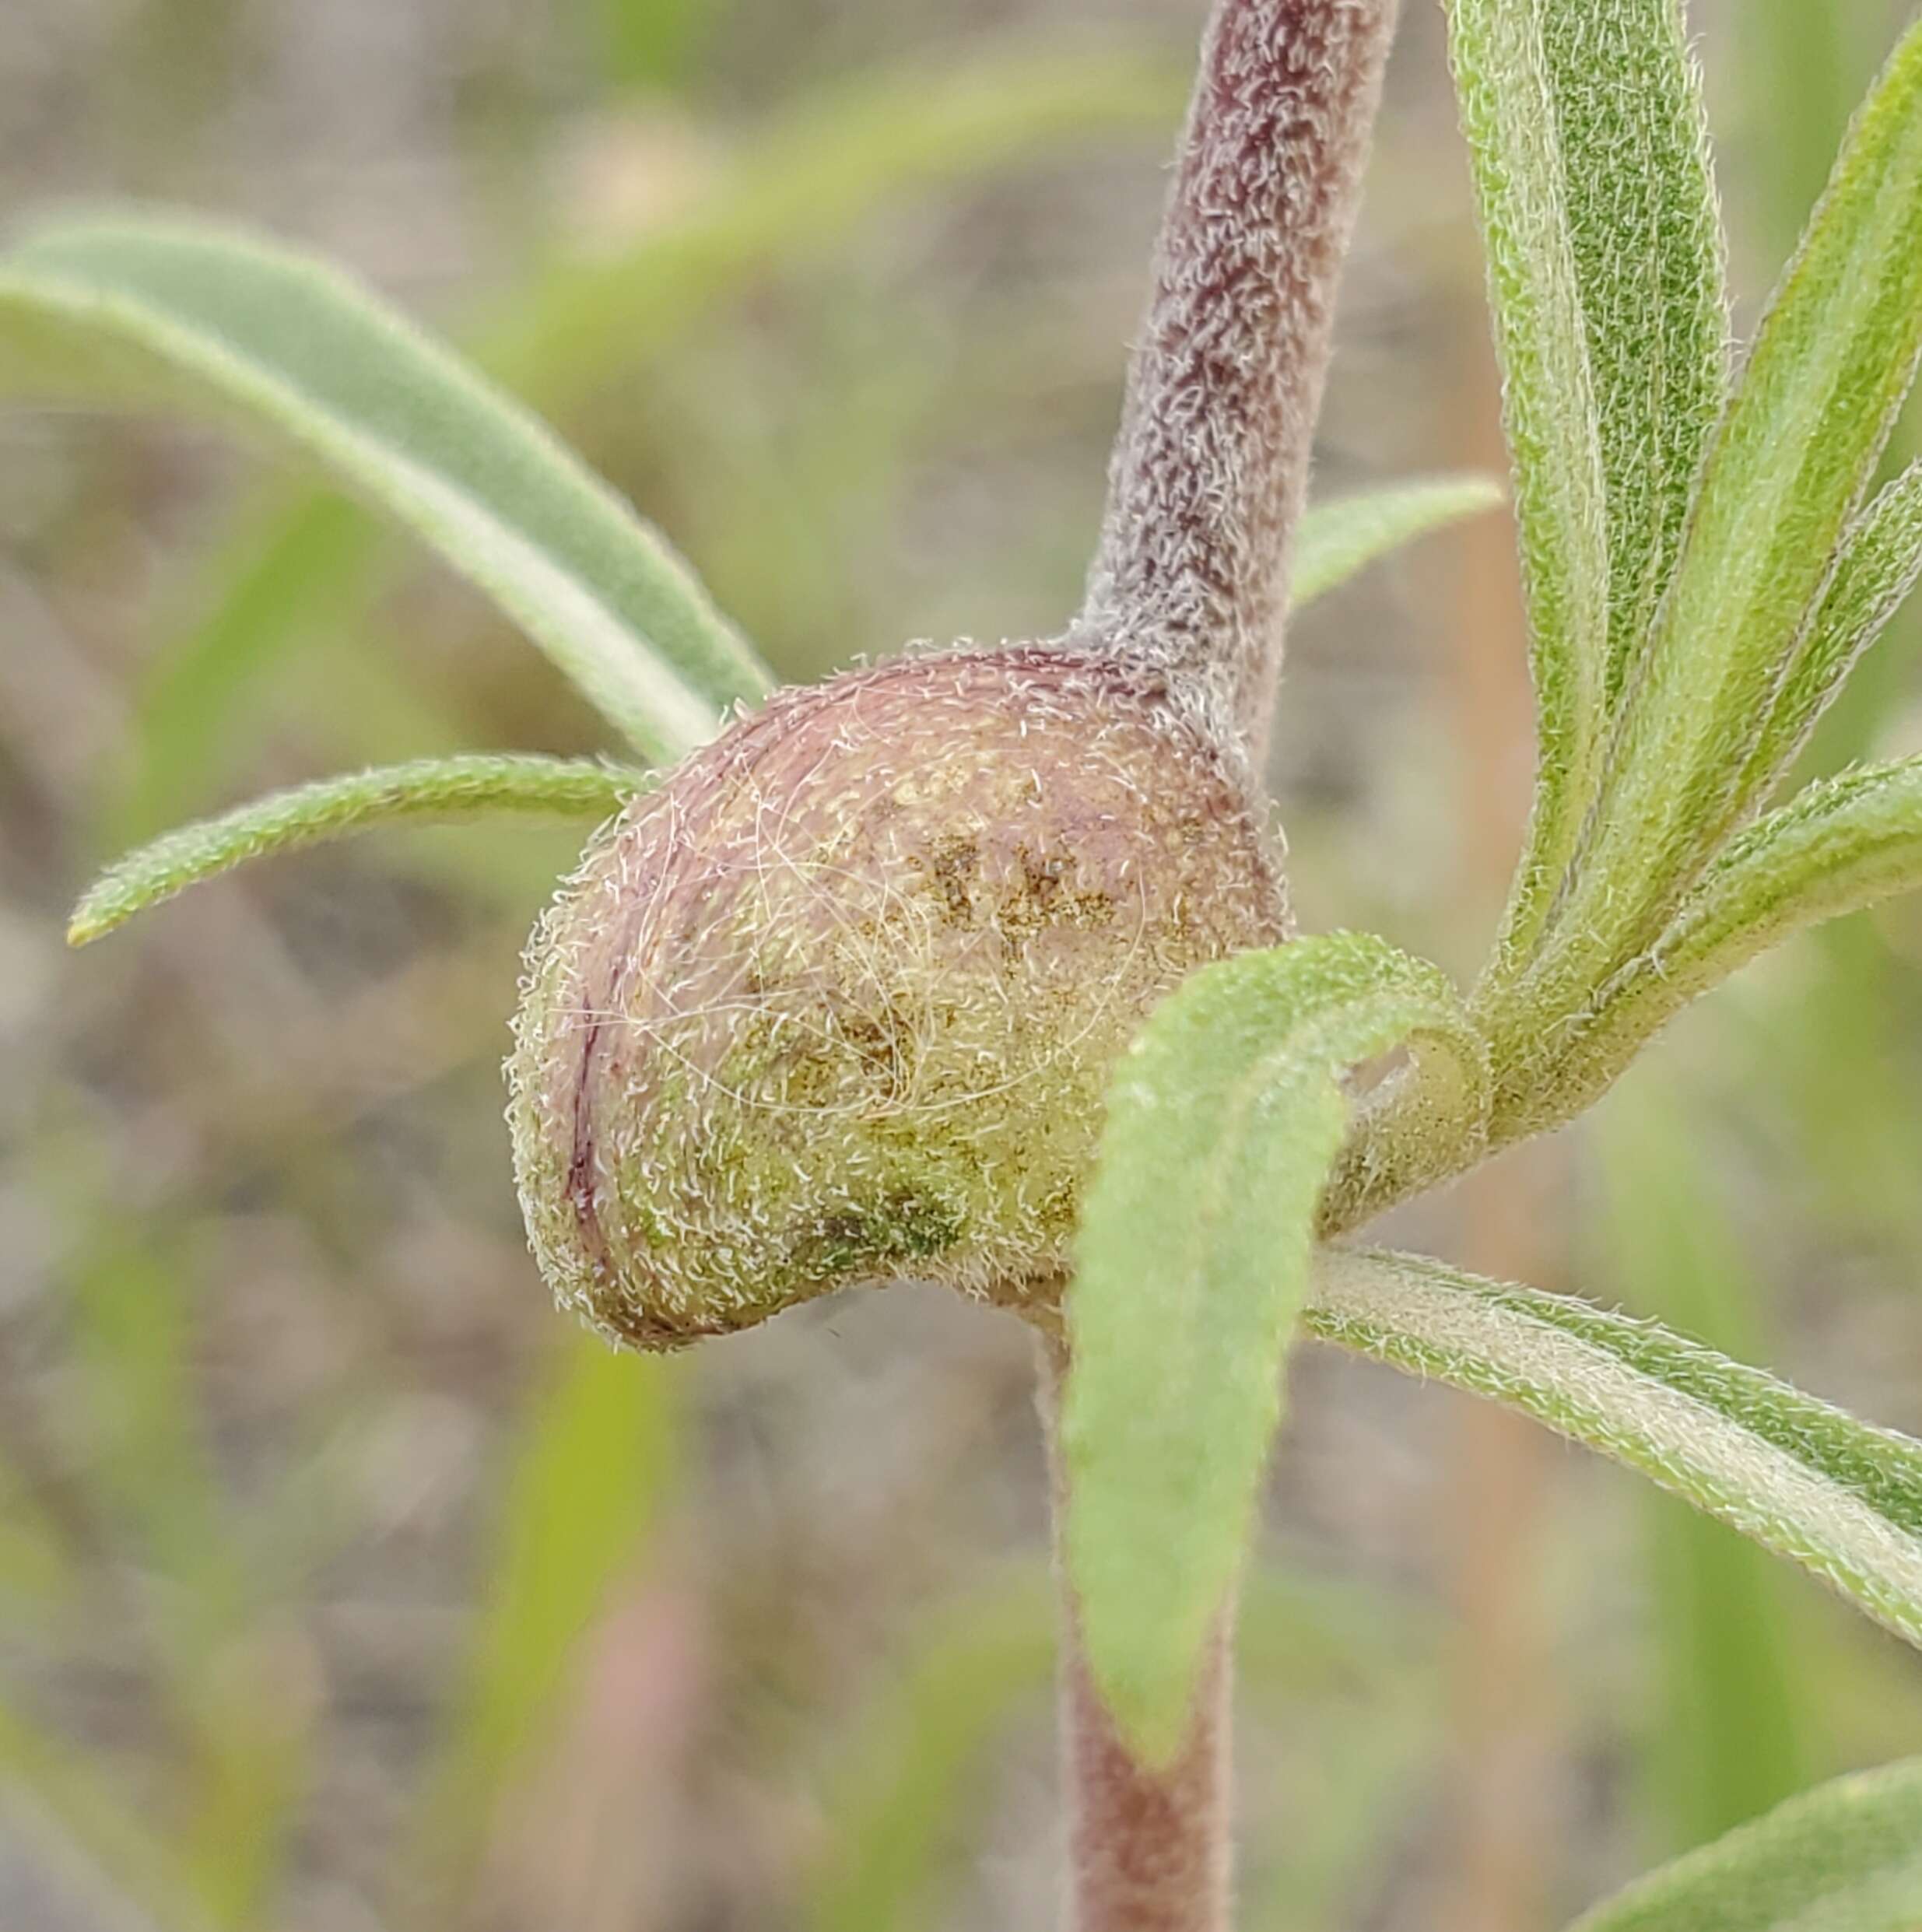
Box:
[507,645,1287,1350]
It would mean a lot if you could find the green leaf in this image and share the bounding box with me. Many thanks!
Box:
[1537,0,1728,710]
[114,44,1181,837]
[1308,1250,1922,1653]
[1739,461,1922,808]
[1063,934,1485,1762]
[1563,1757,1922,1932]
[1545,756,1922,1122]
[1444,0,1612,968]
[0,216,769,759]
[69,754,643,945]
[1288,475,1503,609]
[1544,19,1922,992]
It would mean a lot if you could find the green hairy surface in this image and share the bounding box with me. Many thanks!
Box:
[1308,1250,1922,1653]
[68,756,644,945]
[1563,1757,1922,1932]
[0,218,770,761]
[1738,461,1922,806]
[1444,0,1612,966]
[1063,934,1484,1761]
[1534,18,1922,1016]
[1288,475,1503,608]
[1534,0,1727,709]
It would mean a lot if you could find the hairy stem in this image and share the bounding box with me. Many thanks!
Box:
[1040,1338,1235,1932]
[1079,0,1401,756]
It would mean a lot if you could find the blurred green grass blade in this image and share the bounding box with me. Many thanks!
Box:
[0,1692,217,1932]
[1065,934,1484,1762]
[600,0,708,92]
[1308,1250,1922,1653]
[1443,0,1611,969]
[70,753,644,945]
[1537,0,1727,709]
[1289,476,1503,608]
[177,1640,313,1931]
[482,44,1182,410]
[1740,462,1922,807]
[108,493,369,844]
[1748,920,1922,1257]
[412,1333,678,1904]
[1598,1099,1816,1851]
[804,1573,1057,1932]
[0,216,762,759]
[1745,2,1891,274]
[1562,19,1922,964]
[117,44,1181,836]
[1563,1756,1922,1932]
[1554,756,1922,1110]
[63,1231,226,1586]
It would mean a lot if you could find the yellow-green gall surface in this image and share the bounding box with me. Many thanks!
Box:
[507,647,1286,1348]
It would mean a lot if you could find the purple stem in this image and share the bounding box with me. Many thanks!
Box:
[1080,0,1401,758]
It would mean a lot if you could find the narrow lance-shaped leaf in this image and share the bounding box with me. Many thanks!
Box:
[1544,756,1922,1125]
[1063,934,1486,1762]
[1443,0,1611,972]
[69,755,644,945]
[1564,1756,1922,1932]
[1536,0,1729,709]
[1543,20,1922,1001]
[1309,1249,1922,1653]
[1738,461,1922,808]
[1289,475,1503,609]
[0,217,770,760]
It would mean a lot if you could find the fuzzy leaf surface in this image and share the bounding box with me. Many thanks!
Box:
[1740,461,1922,806]
[0,217,768,759]
[1064,934,1484,1762]
[1445,0,1611,963]
[1547,756,1922,1118]
[69,755,642,945]
[1537,0,1728,707]
[1309,1250,1922,1653]
[1289,475,1503,608]
[1556,20,1922,980]
[1565,1756,1922,1932]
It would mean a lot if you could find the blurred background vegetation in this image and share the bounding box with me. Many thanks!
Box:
[2,1,1921,1927]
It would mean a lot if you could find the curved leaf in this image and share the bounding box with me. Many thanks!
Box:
[69,754,642,945]
[1565,1756,1922,1932]
[1547,756,1922,1118]
[1537,0,1728,710]
[0,216,768,759]
[1289,476,1503,609]
[1444,0,1612,968]
[1741,461,1922,807]
[1063,934,1485,1762]
[1547,19,1922,994]
[1308,1250,1922,1652]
